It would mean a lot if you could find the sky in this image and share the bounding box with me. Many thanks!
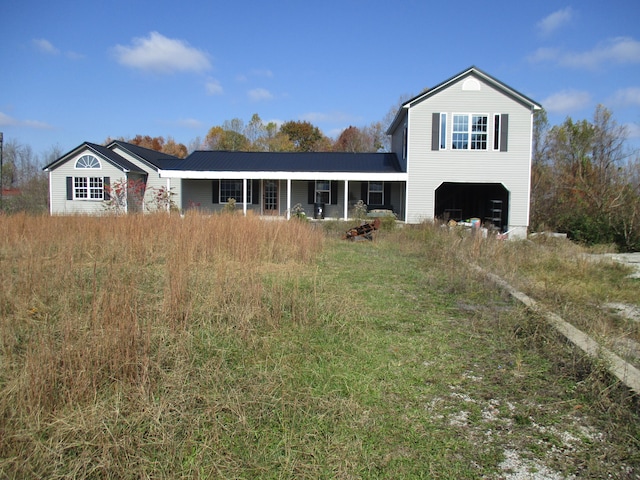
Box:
[1,0,640,160]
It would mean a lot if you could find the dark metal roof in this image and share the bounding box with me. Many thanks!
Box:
[85,143,146,173]
[156,151,404,173]
[108,141,181,167]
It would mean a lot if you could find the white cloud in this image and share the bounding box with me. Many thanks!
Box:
[541,90,591,113]
[113,32,211,74]
[248,88,273,101]
[610,87,640,107]
[205,79,224,95]
[0,111,53,129]
[33,38,60,55]
[176,118,203,129]
[529,37,640,69]
[536,7,573,36]
[624,122,640,140]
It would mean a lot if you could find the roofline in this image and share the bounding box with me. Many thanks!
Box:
[43,142,143,173]
[406,66,542,110]
[386,66,542,135]
[159,170,408,181]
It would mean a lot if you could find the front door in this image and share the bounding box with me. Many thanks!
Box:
[263,180,279,215]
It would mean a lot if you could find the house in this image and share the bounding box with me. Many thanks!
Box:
[44,66,541,238]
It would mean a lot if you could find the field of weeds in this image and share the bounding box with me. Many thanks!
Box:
[0,213,638,478]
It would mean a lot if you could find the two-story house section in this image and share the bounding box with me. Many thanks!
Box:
[388,66,542,239]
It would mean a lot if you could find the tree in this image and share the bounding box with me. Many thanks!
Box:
[279,120,326,152]
[333,126,368,152]
[204,125,250,151]
[0,139,50,213]
[530,105,639,249]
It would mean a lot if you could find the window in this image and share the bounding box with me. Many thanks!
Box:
[75,154,101,169]
[452,114,488,150]
[368,182,384,205]
[440,113,447,149]
[220,179,251,203]
[74,176,104,200]
[471,115,488,150]
[315,180,330,204]
[452,115,468,149]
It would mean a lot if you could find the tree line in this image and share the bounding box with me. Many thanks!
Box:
[1,106,639,250]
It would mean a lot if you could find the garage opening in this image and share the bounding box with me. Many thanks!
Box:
[435,182,509,231]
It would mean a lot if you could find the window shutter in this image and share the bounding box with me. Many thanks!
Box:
[252,179,260,204]
[66,177,73,200]
[360,182,367,203]
[500,114,509,152]
[308,181,314,204]
[330,181,338,205]
[384,182,391,205]
[212,180,219,204]
[431,112,440,151]
[104,177,110,201]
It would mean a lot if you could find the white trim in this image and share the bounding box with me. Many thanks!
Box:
[343,180,349,220]
[451,113,489,151]
[286,179,291,220]
[492,114,501,151]
[159,169,407,181]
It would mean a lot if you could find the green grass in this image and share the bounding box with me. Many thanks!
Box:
[1,216,639,478]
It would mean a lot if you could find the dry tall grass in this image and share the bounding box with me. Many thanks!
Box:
[0,212,322,476]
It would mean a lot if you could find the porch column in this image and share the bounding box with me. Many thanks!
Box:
[166,178,171,213]
[343,180,349,220]
[286,178,291,220]
[242,178,248,216]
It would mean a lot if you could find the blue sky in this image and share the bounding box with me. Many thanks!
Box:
[1,0,640,159]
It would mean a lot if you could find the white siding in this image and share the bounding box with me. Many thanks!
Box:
[49,151,127,215]
[110,146,182,211]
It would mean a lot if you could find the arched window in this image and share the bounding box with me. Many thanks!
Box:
[75,154,101,169]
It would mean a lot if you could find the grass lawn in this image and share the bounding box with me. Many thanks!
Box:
[0,214,638,478]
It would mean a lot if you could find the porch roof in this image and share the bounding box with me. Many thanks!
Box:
[156,151,406,180]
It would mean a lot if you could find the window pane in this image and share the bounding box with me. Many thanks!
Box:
[89,177,104,199]
[452,115,468,149]
[315,181,330,204]
[219,179,251,203]
[471,115,487,150]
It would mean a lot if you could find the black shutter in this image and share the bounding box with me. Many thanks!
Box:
[252,179,260,204]
[431,112,440,151]
[360,182,367,203]
[212,180,219,204]
[104,177,110,201]
[384,182,391,206]
[500,114,509,152]
[308,181,314,204]
[330,181,338,205]
[66,177,73,200]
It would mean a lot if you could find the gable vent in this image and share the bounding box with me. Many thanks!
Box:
[462,78,481,91]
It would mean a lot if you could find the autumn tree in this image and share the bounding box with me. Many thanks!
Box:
[530,105,639,249]
[333,123,388,152]
[279,120,326,152]
[204,124,250,151]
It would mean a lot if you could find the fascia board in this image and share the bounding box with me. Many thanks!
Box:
[159,170,407,181]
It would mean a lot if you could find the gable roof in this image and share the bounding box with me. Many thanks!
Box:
[107,140,182,168]
[43,141,181,173]
[156,151,403,174]
[43,142,145,173]
[387,66,542,134]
